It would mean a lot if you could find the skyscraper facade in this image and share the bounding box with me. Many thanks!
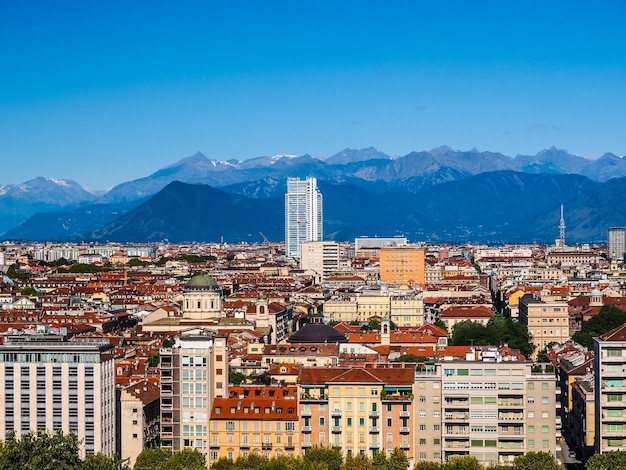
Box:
[608,227,626,261]
[285,177,323,258]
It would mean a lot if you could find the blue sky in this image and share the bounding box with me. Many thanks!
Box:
[1,1,625,191]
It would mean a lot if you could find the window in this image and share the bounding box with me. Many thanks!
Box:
[419,424,426,431]
[542,426,549,433]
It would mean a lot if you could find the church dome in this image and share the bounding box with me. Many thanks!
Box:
[185,273,220,291]
[287,323,348,344]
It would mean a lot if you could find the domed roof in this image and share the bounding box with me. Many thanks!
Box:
[185,273,220,290]
[287,323,348,344]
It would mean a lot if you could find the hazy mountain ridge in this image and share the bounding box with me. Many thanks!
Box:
[2,146,625,243]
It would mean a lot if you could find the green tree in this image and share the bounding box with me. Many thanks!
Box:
[434,319,448,331]
[392,354,429,363]
[0,430,82,470]
[372,451,388,470]
[387,448,409,470]
[20,286,37,296]
[163,337,176,348]
[147,353,160,368]
[442,455,483,470]
[413,462,443,470]
[82,452,130,470]
[210,457,234,470]
[512,451,560,470]
[572,305,626,349]
[585,450,626,469]
[228,366,247,385]
[303,446,343,470]
[163,448,206,470]
[341,453,372,470]
[134,448,172,470]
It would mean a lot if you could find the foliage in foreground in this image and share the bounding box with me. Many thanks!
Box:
[0,430,127,470]
[209,450,561,470]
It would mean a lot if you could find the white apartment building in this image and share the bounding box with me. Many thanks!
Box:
[0,334,116,457]
[285,177,323,258]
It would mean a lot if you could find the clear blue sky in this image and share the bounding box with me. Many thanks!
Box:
[1,1,625,191]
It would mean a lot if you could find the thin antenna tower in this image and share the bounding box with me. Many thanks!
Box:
[559,204,566,248]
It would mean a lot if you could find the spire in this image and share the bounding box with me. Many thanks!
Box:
[559,204,566,248]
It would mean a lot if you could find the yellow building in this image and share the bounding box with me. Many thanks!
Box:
[518,294,570,357]
[208,386,299,463]
[380,246,425,286]
[298,365,415,463]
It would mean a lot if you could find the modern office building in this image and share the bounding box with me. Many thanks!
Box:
[160,331,229,458]
[0,331,116,457]
[285,177,323,258]
[608,227,626,262]
[594,323,626,454]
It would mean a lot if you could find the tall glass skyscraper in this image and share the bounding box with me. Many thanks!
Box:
[608,227,626,261]
[285,177,323,258]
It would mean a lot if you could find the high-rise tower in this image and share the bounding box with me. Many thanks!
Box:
[285,177,323,258]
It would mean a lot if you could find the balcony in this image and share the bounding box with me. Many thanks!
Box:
[331,426,342,434]
[210,442,220,449]
[400,443,410,450]
[331,409,342,418]
[262,443,273,450]
[381,393,413,403]
[300,391,328,402]
[301,410,312,418]
[369,411,380,418]
[369,442,380,449]
[301,442,312,448]
[369,427,380,434]
[302,426,312,433]
[240,442,250,449]
[399,427,410,434]
[400,411,410,418]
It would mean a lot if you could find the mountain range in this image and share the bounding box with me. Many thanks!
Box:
[2,146,626,244]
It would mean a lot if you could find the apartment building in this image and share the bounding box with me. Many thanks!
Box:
[300,241,340,281]
[380,245,426,287]
[117,380,160,467]
[323,291,424,327]
[0,332,116,457]
[594,323,626,454]
[208,386,299,464]
[297,365,415,463]
[518,294,570,357]
[160,331,229,457]
[415,349,558,466]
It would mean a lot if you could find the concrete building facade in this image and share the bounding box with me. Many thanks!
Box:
[0,334,116,457]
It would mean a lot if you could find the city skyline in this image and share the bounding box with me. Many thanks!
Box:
[2,1,625,191]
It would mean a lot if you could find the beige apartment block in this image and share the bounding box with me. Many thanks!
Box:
[0,334,116,458]
[118,380,160,468]
[518,294,570,358]
[160,331,228,458]
[414,349,557,467]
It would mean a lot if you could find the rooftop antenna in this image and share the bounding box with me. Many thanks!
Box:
[559,204,566,248]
